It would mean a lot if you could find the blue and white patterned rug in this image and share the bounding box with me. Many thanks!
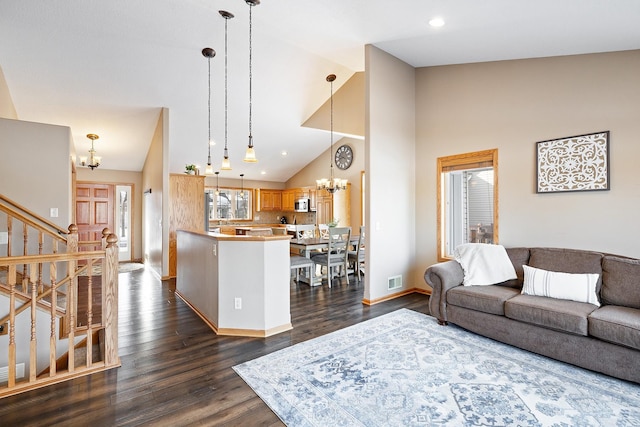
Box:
[233,308,640,426]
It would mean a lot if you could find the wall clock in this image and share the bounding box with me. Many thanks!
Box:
[335,144,353,170]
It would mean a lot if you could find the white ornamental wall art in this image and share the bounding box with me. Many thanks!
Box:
[536,131,610,193]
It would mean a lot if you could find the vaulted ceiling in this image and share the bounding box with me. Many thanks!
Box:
[1,0,639,181]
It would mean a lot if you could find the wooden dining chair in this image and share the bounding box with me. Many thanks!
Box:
[311,226,351,287]
[348,225,365,280]
[293,224,316,239]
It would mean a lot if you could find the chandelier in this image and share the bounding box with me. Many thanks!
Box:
[202,47,216,175]
[316,74,347,193]
[243,0,260,163]
[80,133,101,170]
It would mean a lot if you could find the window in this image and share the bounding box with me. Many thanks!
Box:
[437,149,498,261]
[205,188,253,221]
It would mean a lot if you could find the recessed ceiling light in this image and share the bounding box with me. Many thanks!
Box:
[281,150,288,156]
[261,171,266,175]
[429,17,445,27]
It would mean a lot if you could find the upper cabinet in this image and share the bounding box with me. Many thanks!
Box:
[256,189,282,211]
[282,189,296,212]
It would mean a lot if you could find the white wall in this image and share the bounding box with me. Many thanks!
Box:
[415,50,640,283]
[0,118,72,227]
[364,45,416,302]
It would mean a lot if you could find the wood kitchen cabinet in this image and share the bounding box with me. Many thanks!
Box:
[315,183,350,227]
[169,173,205,278]
[256,189,282,211]
[281,189,296,211]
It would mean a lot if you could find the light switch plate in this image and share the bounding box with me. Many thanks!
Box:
[50,208,59,218]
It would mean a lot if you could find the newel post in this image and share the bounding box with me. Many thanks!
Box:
[67,224,78,253]
[101,228,112,250]
[102,233,120,366]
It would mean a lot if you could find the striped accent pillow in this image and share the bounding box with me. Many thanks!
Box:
[522,265,600,306]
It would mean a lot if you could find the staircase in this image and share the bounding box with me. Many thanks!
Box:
[0,195,120,398]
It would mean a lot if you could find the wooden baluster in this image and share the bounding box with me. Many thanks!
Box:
[8,265,17,387]
[29,263,38,382]
[49,261,57,377]
[38,231,44,293]
[66,225,78,373]
[86,259,93,367]
[103,234,119,366]
[7,216,12,256]
[22,223,28,292]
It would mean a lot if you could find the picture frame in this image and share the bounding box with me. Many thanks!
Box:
[536,131,610,193]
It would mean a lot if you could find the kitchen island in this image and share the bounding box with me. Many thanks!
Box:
[176,230,292,337]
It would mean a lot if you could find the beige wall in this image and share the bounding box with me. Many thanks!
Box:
[365,45,416,301]
[415,50,640,280]
[142,108,168,277]
[76,168,143,261]
[0,118,72,227]
[0,66,17,119]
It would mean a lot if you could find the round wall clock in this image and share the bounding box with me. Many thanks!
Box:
[335,144,353,170]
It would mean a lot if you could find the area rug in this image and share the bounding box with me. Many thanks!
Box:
[233,308,640,426]
[79,262,144,276]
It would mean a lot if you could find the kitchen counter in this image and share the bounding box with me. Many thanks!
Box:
[176,230,292,337]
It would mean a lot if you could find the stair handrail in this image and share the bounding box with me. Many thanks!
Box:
[0,194,68,241]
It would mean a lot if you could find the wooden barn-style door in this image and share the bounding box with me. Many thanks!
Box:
[76,183,114,251]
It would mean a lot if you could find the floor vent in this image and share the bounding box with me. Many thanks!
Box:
[388,275,402,290]
[0,363,25,383]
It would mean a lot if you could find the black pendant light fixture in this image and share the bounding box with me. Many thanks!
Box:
[215,171,220,195]
[243,0,259,163]
[220,10,234,170]
[202,47,216,175]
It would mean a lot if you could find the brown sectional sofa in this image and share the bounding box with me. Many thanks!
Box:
[424,247,640,384]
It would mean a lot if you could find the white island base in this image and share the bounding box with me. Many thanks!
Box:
[176,230,292,337]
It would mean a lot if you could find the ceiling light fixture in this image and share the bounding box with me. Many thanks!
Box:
[316,74,347,194]
[244,0,260,163]
[220,10,234,171]
[202,47,216,175]
[429,17,445,27]
[80,133,101,170]
[239,173,245,199]
[215,171,220,195]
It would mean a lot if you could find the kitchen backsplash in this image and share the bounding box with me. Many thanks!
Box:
[253,211,315,225]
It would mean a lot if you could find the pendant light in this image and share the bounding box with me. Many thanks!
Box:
[215,171,220,195]
[316,74,347,193]
[220,10,234,170]
[202,47,216,175]
[243,0,259,163]
[239,173,245,199]
[80,133,101,170]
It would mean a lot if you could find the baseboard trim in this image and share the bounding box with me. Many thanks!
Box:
[362,287,431,306]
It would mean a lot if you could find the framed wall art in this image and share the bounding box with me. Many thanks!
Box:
[536,131,610,193]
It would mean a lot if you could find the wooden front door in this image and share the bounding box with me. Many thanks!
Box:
[76,183,114,251]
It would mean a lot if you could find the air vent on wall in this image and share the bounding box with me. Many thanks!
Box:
[388,275,402,290]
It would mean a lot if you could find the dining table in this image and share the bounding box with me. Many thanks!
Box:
[289,235,360,286]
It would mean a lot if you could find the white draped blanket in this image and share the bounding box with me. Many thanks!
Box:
[454,243,517,286]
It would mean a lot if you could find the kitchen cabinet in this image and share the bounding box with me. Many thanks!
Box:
[169,173,205,278]
[315,184,350,227]
[256,189,282,211]
[281,189,296,211]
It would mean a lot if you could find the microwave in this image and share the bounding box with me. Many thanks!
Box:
[294,198,310,212]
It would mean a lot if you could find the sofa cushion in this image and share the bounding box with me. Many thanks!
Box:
[505,294,598,336]
[601,256,640,309]
[522,265,600,306]
[447,285,520,316]
[505,247,530,283]
[529,248,603,293]
[589,305,640,351]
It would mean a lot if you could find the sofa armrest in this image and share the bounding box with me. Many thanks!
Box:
[424,260,464,324]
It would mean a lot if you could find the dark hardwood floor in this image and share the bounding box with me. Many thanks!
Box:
[1,268,430,426]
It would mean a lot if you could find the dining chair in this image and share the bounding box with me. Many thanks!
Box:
[293,224,316,239]
[348,225,365,280]
[318,223,329,239]
[289,254,315,283]
[311,226,351,287]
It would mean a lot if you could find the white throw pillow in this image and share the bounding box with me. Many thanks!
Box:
[522,265,600,306]
[454,243,517,286]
